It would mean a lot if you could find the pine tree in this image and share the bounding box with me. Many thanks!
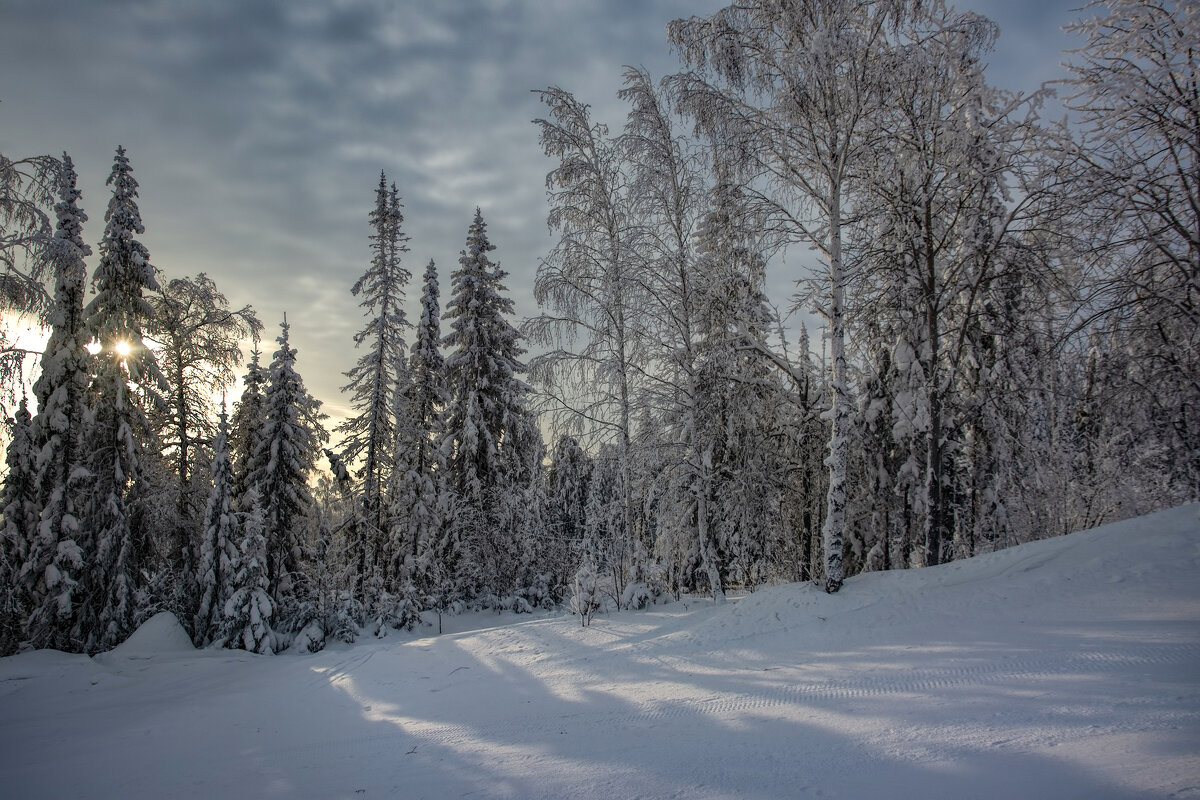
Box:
[441,209,532,600]
[221,488,274,654]
[337,174,410,603]
[20,154,92,652]
[247,317,326,607]
[82,146,164,652]
[193,404,240,646]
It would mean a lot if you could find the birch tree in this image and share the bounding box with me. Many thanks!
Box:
[528,88,644,579]
[148,273,260,602]
[668,0,918,591]
[0,152,59,403]
[1063,0,1200,498]
[850,5,1057,565]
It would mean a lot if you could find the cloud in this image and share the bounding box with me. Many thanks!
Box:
[0,0,1080,436]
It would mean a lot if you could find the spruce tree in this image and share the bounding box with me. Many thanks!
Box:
[221,488,274,654]
[247,317,326,607]
[82,146,164,652]
[691,177,781,593]
[0,399,38,654]
[545,435,592,593]
[20,154,92,652]
[394,259,448,591]
[229,346,267,508]
[193,404,239,646]
[337,173,410,603]
[440,209,532,600]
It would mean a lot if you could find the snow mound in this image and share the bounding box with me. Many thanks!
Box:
[109,612,195,657]
[686,502,1200,647]
[0,648,96,682]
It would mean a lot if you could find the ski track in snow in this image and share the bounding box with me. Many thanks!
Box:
[1,504,1199,799]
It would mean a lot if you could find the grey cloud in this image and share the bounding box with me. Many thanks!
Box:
[1,0,1079,431]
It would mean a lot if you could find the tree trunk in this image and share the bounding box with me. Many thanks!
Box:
[821,187,848,593]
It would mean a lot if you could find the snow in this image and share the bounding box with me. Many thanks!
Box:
[2,505,1198,799]
[106,611,195,658]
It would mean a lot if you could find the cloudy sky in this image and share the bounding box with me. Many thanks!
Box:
[1,0,1081,434]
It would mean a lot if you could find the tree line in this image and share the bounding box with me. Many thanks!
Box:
[1,0,1196,653]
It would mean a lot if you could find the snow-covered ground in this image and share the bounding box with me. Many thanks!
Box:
[2,506,1198,799]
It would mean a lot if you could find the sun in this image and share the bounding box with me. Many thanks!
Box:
[113,340,132,357]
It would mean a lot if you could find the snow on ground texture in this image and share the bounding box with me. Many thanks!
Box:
[1,505,1198,799]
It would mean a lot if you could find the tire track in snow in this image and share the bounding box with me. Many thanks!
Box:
[305,648,377,687]
[257,640,1200,759]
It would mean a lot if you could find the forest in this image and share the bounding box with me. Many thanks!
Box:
[0,0,1196,656]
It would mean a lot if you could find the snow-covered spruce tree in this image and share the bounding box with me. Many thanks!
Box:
[692,174,785,592]
[148,273,259,607]
[545,434,592,598]
[440,209,533,602]
[0,399,38,654]
[392,259,448,600]
[20,154,93,652]
[193,404,240,646]
[229,346,267,509]
[668,0,918,591]
[81,146,165,652]
[584,444,627,604]
[337,174,410,610]
[774,325,828,584]
[570,558,601,627]
[952,251,1058,555]
[1063,0,1200,502]
[221,487,275,654]
[407,262,461,624]
[246,317,327,615]
[849,346,904,573]
[499,407,548,610]
[302,476,360,649]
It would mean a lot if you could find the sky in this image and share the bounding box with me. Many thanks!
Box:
[0,0,1082,436]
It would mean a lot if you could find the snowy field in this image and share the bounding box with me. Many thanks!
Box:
[2,506,1198,799]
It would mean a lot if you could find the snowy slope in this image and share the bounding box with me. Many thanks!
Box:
[1,505,1198,799]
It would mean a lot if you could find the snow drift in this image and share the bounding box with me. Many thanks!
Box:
[1,505,1197,799]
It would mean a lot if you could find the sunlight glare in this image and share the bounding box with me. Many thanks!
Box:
[114,340,131,357]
